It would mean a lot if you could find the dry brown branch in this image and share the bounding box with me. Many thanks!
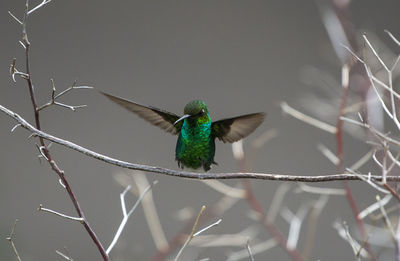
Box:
[7,1,107,259]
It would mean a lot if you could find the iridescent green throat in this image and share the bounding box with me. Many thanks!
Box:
[175,113,215,171]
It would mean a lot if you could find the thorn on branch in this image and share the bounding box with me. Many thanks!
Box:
[19,41,26,49]
[11,124,22,132]
[37,79,93,112]
[9,58,29,83]
[59,179,66,188]
[38,204,84,223]
[27,132,37,139]
[8,11,23,25]
[56,248,74,261]
[36,144,49,161]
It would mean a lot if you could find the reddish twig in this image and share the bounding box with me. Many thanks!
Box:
[242,180,305,261]
[12,2,108,259]
[383,184,400,202]
[235,144,304,261]
[23,41,108,261]
[336,64,375,260]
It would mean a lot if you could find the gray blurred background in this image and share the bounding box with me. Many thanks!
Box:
[1,0,400,260]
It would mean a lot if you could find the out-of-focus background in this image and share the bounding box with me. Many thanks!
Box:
[1,0,400,260]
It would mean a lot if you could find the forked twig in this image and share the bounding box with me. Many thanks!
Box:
[6,219,22,261]
[106,181,157,255]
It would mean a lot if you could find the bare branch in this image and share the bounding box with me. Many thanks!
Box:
[280,102,337,134]
[191,226,258,247]
[227,239,277,261]
[341,116,400,147]
[376,195,397,242]
[201,180,246,198]
[385,30,400,46]
[267,183,291,222]
[2,104,400,182]
[294,182,346,195]
[281,204,310,250]
[246,239,255,261]
[302,195,329,259]
[106,181,157,255]
[8,11,23,25]
[363,34,389,71]
[350,149,374,171]
[174,206,206,261]
[346,169,390,194]
[38,204,84,222]
[37,79,92,112]
[358,194,393,219]
[56,248,74,261]
[6,219,22,261]
[317,143,339,165]
[333,221,369,259]
[27,0,52,15]
[193,218,222,237]
[130,172,168,250]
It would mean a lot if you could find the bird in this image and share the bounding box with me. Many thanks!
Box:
[101,92,265,171]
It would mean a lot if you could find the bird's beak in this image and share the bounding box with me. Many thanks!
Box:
[174,114,191,125]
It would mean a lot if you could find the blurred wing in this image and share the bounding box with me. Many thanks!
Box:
[101,92,182,134]
[212,113,265,143]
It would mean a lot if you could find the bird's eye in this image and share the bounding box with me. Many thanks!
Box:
[200,109,205,115]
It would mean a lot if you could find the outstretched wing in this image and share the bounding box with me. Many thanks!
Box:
[212,113,265,143]
[101,92,182,134]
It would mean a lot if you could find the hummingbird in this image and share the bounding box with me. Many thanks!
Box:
[101,92,265,171]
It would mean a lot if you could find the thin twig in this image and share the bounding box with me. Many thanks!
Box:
[281,204,310,250]
[174,206,206,261]
[2,104,400,182]
[358,194,392,219]
[37,79,92,112]
[130,172,168,250]
[281,102,337,134]
[106,181,157,255]
[294,183,346,195]
[302,195,329,259]
[201,180,246,198]
[8,1,108,259]
[376,195,397,242]
[246,239,255,261]
[6,219,22,261]
[385,30,400,46]
[38,204,84,222]
[193,219,222,237]
[227,239,277,261]
[267,183,291,222]
[56,248,74,261]
[333,221,369,259]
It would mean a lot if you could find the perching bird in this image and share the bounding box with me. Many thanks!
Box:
[101,92,265,171]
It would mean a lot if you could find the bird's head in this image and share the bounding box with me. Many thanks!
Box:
[174,100,209,125]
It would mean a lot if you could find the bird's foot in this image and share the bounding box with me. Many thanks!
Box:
[199,157,212,172]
